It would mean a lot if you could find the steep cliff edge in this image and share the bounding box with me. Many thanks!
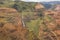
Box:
[0,7,28,40]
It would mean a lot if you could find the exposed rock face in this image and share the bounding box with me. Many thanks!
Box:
[44,10,60,25]
[39,7,60,40]
[0,7,28,40]
[35,3,45,10]
[54,5,60,11]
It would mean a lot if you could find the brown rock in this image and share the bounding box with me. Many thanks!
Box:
[0,8,28,40]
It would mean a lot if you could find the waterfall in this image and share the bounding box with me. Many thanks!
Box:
[22,20,26,27]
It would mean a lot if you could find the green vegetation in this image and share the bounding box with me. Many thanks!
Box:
[0,0,58,40]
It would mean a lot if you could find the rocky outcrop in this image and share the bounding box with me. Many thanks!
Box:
[39,6,60,40]
[35,3,44,10]
[0,7,28,40]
